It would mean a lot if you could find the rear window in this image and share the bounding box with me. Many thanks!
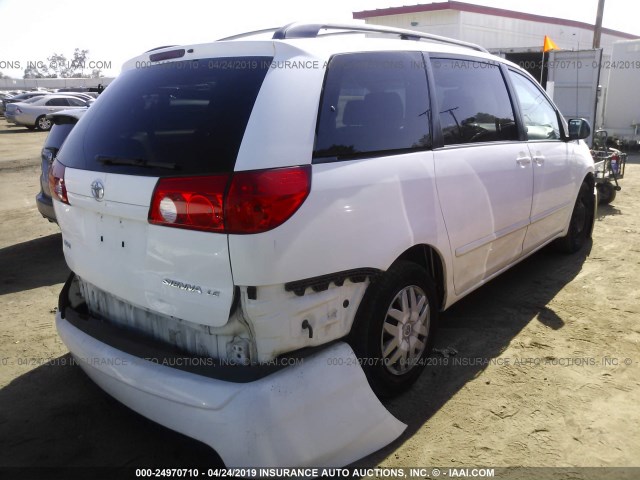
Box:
[44,122,76,151]
[58,56,272,176]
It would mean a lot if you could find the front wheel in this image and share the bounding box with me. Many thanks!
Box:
[349,261,438,398]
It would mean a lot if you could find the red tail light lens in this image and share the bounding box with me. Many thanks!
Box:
[149,176,228,232]
[225,166,311,234]
[148,166,311,234]
[48,160,69,204]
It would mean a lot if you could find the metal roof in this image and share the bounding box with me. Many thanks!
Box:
[353,1,639,40]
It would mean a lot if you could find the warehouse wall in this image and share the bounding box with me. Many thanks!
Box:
[364,10,627,57]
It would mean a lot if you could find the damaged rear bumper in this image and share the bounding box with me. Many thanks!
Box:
[56,313,406,467]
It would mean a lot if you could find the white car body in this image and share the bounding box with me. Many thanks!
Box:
[52,24,595,467]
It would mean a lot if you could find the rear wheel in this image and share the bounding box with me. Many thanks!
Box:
[35,115,52,131]
[556,182,594,253]
[350,261,437,398]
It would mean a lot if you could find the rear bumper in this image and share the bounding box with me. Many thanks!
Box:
[36,192,56,222]
[56,313,406,467]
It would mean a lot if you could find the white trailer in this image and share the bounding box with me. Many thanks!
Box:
[602,39,640,145]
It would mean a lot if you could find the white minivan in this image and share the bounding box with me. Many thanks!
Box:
[52,23,595,467]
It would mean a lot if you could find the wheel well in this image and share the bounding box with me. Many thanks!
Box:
[390,245,445,309]
[583,172,597,236]
[584,172,595,190]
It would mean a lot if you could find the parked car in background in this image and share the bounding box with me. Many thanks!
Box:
[0,92,10,114]
[5,94,90,130]
[36,108,87,222]
[59,92,94,102]
[1,91,50,116]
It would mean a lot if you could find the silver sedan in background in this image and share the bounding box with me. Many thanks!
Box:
[5,94,91,130]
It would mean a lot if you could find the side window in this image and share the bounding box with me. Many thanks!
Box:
[314,51,431,160]
[508,71,561,140]
[431,59,518,146]
[67,97,86,106]
[46,98,70,107]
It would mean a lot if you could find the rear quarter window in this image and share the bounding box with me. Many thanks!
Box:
[314,51,432,161]
[58,57,272,176]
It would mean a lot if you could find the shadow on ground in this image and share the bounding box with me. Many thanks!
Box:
[0,355,222,469]
[0,233,69,295]
[0,126,36,134]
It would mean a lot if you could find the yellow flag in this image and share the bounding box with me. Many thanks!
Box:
[543,35,559,52]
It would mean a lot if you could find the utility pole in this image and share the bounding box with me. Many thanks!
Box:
[593,0,605,48]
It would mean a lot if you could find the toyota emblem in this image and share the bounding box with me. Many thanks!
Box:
[91,180,105,201]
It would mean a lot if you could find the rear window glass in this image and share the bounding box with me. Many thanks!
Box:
[314,51,432,161]
[58,57,272,176]
[44,122,76,150]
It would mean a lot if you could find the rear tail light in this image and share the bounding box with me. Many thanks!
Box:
[48,160,69,204]
[149,175,228,232]
[149,165,311,234]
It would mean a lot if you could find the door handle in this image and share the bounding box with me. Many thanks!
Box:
[533,156,545,166]
[516,157,531,167]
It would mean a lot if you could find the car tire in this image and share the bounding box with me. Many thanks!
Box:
[349,261,437,398]
[556,182,594,253]
[596,182,617,205]
[35,115,52,131]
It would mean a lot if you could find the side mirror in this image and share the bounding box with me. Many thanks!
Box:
[567,118,591,141]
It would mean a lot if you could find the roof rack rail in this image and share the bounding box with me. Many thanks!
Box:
[271,22,489,53]
[218,27,280,41]
[145,45,178,53]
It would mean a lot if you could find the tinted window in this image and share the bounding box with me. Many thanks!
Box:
[431,59,518,146]
[58,57,272,176]
[508,71,560,140]
[46,98,70,106]
[314,51,431,160]
[67,97,86,107]
[44,122,76,150]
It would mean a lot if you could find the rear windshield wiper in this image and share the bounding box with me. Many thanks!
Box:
[96,155,178,170]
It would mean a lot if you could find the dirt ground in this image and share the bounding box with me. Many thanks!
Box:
[0,117,639,477]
